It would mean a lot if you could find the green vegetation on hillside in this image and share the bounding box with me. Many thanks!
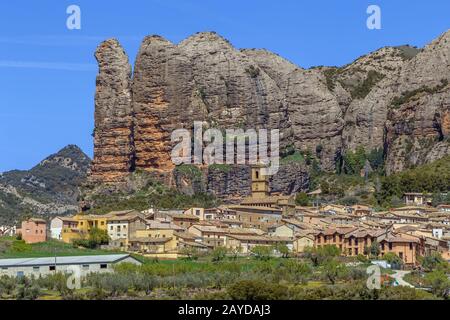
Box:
[84,175,219,215]
[350,70,385,99]
[377,156,450,207]
[310,154,449,209]
[390,79,448,109]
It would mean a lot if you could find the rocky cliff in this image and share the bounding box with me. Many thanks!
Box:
[0,145,90,224]
[89,30,450,198]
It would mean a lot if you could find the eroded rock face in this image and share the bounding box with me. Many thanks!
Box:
[89,30,450,195]
[384,31,450,174]
[89,39,134,183]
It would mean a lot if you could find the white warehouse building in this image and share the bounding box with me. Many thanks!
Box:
[0,254,141,277]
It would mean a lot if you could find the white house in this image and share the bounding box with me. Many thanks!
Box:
[50,217,78,240]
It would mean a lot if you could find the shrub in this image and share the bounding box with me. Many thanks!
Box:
[227,280,288,300]
[250,246,273,260]
[424,270,450,299]
[210,247,228,263]
[295,192,310,206]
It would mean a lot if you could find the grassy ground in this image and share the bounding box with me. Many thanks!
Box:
[0,237,119,259]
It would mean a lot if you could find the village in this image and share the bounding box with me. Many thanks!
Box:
[1,166,449,280]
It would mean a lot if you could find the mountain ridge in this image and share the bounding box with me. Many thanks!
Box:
[0,145,90,224]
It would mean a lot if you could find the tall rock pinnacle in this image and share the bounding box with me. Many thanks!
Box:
[89,39,134,183]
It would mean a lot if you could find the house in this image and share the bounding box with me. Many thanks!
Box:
[270,224,295,238]
[437,204,450,213]
[17,218,47,244]
[188,224,229,247]
[348,205,372,217]
[330,214,356,225]
[129,226,180,254]
[379,235,421,265]
[106,210,147,248]
[184,208,205,220]
[50,217,78,240]
[61,214,109,242]
[314,227,357,252]
[301,212,327,225]
[228,205,283,231]
[129,237,175,254]
[343,229,387,257]
[171,214,200,228]
[218,207,238,220]
[175,231,210,253]
[188,224,263,248]
[224,234,293,254]
[403,193,432,206]
[0,254,141,277]
[204,208,219,220]
[293,233,315,253]
[314,226,387,256]
[218,219,243,229]
[320,204,347,215]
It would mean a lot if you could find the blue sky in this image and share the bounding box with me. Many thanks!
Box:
[0,0,449,172]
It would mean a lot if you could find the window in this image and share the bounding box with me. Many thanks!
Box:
[195,210,200,216]
[100,264,107,269]
[255,170,259,179]
[49,266,56,271]
[333,235,336,242]
[348,238,352,246]
[33,267,40,272]
[409,243,413,250]
[355,239,358,245]
[388,243,393,250]
[381,243,385,250]
[110,226,113,231]
[101,221,105,225]
[355,248,359,255]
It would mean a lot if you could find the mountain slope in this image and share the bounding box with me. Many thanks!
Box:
[0,145,90,224]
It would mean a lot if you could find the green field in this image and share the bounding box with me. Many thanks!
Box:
[0,237,119,259]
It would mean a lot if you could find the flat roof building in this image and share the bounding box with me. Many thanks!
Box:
[0,254,141,277]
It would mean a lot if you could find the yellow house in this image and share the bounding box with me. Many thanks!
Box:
[73,214,109,232]
[60,213,110,243]
[61,228,83,243]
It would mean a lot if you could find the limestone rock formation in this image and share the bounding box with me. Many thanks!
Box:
[89,39,134,183]
[88,29,450,199]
